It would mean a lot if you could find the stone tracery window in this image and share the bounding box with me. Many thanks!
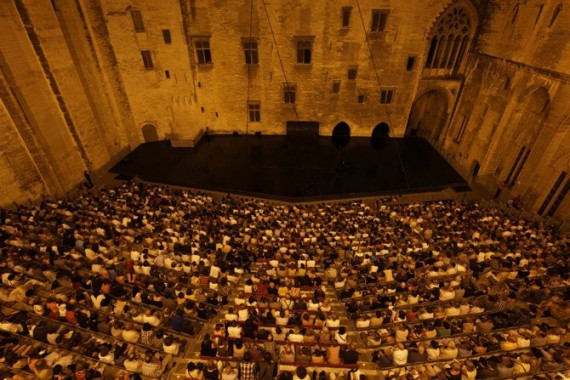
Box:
[425,5,473,73]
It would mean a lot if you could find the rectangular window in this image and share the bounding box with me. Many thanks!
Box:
[165,70,170,79]
[358,95,365,104]
[141,50,153,69]
[243,41,259,64]
[347,68,358,80]
[505,146,526,185]
[248,102,261,122]
[406,56,416,71]
[547,179,570,217]
[341,7,352,28]
[296,40,312,64]
[370,10,389,32]
[284,83,296,104]
[332,80,341,93]
[162,29,172,44]
[131,10,145,33]
[510,148,531,186]
[380,89,394,104]
[195,41,212,64]
[538,171,567,215]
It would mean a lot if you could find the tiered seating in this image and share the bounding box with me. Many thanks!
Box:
[197,260,360,379]
[0,185,568,379]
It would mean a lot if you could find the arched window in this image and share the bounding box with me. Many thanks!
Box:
[425,4,474,75]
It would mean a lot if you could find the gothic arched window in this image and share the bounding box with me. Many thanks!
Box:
[425,5,474,73]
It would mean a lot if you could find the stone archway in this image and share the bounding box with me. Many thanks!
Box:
[142,123,159,142]
[332,122,350,149]
[406,90,449,142]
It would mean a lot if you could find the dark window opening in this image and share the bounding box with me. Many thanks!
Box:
[244,41,259,64]
[248,102,261,122]
[535,4,545,24]
[406,56,416,71]
[549,4,563,27]
[332,81,341,93]
[195,41,212,64]
[371,10,389,32]
[296,40,312,64]
[131,10,145,33]
[538,171,567,215]
[511,4,520,23]
[380,89,394,104]
[284,84,296,103]
[141,50,153,69]
[347,68,357,80]
[547,179,570,217]
[342,7,352,27]
[162,29,172,44]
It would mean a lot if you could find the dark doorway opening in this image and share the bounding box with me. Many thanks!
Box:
[142,124,159,142]
[332,122,350,149]
[371,122,389,149]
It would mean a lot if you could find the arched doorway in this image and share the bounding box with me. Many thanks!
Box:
[142,124,159,142]
[332,122,350,149]
[406,90,449,141]
[371,122,390,149]
[372,122,390,138]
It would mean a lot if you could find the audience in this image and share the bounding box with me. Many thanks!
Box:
[0,183,568,379]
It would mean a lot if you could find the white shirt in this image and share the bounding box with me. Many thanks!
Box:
[393,348,408,365]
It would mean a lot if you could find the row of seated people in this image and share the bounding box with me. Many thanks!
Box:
[0,311,171,379]
[200,333,358,367]
[231,295,333,314]
[376,344,570,379]
[244,264,324,290]
[370,320,567,367]
[213,321,349,346]
[224,307,344,330]
[349,297,492,330]
[336,275,475,306]
[185,359,364,380]
[65,253,228,318]
[338,269,568,312]
[241,274,326,298]
[359,308,537,347]
[0,270,197,349]
[0,253,243,337]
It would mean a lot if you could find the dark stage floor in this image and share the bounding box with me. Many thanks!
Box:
[110,135,469,201]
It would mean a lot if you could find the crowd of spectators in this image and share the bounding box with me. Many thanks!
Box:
[0,182,568,380]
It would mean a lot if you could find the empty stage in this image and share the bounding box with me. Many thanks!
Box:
[110,135,469,201]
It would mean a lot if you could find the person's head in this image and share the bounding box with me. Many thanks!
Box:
[264,352,272,362]
[243,352,252,362]
[295,366,307,379]
[431,340,439,349]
